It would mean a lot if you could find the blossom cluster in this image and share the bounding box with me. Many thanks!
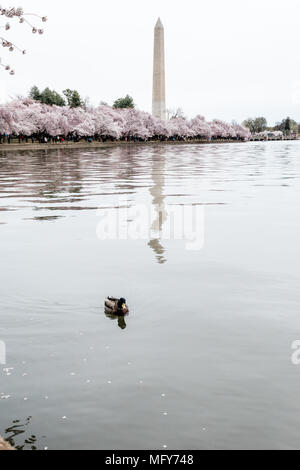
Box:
[0,99,251,141]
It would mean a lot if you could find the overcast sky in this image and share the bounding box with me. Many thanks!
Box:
[1,0,300,125]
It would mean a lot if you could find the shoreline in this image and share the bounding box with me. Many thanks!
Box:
[0,138,297,153]
[0,139,246,153]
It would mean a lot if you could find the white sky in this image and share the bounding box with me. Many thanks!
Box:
[0,0,300,125]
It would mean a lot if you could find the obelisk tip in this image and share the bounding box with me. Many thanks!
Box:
[155,17,163,29]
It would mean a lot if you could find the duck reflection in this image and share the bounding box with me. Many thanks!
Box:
[105,312,128,330]
[148,152,167,264]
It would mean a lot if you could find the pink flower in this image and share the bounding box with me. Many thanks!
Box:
[15,8,24,17]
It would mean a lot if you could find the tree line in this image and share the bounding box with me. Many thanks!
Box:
[243,116,299,135]
[29,86,135,110]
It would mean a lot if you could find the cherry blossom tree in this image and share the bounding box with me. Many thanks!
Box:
[167,116,194,139]
[92,105,122,139]
[232,123,251,140]
[0,6,47,75]
[190,115,212,139]
[121,109,150,140]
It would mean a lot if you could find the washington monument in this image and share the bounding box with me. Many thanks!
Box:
[152,18,166,121]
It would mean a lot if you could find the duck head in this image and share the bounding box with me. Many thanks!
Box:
[118,298,127,312]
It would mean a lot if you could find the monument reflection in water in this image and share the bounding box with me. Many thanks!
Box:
[148,150,167,265]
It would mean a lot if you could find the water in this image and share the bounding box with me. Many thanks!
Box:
[0,141,300,450]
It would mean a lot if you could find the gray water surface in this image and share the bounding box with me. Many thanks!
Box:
[0,142,300,450]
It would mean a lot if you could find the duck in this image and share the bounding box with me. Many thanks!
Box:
[105,297,129,315]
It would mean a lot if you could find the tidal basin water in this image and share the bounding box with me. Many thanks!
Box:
[0,141,300,450]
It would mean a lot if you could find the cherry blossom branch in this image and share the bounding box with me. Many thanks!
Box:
[0,5,47,74]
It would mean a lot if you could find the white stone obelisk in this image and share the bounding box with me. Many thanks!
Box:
[152,18,166,121]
